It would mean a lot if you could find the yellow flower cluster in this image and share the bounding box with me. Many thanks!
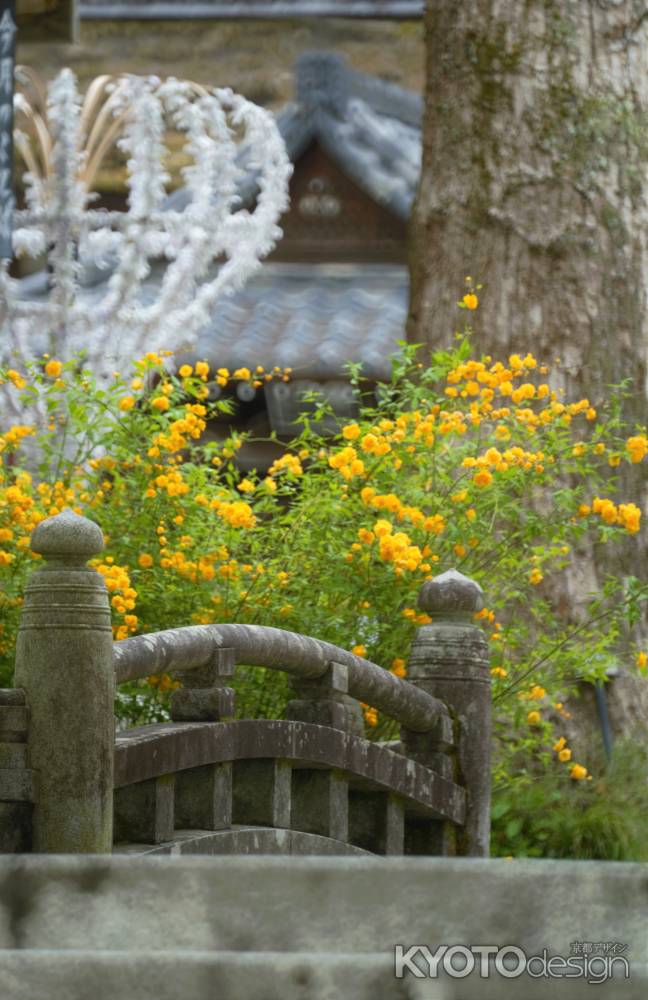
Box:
[368,519,425,573]
[328,446,365,480]
[360,702,378,727]
[552,737,590,779]
[402,607,432,625]
[359,433,391,457]
[586,497,642,534]
[4,368,26,389]
[94,560,137,640]
[626,435,647,463]
[442,355,600,434]
[148,467,190,499]
[147,673,181,692]
[268,453,303,477]
[0,425,35,451]
[158,548,217,582]
[150,405,207,455]
[462,445,547,476]
[359,487,445,536]
[391,657,407,678]
[217,500,256,530]
[552,736,572,762]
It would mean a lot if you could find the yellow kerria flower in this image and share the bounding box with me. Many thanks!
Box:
[553,737,567,752]
[463,293,478,310]
[529,568,543,585]
[636,651,647,671]
[119,396,135,411]
[44,359,62,378]
[570,764,588,780]
[558,748,572,762]
[352,644,367,657]
[473,469,493,488]
[138,554,154,568]
[7,369,26,389]
[363,706,378,727]
[151,396,170,412]
[527,710,541,725]
[178,364,193,378]
[626,434,647,463]
[391,658,407,678]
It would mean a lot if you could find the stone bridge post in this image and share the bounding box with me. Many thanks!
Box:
[14,509,114,852]
[403,569,491,856]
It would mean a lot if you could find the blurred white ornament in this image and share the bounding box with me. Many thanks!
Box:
[0,67,291,421]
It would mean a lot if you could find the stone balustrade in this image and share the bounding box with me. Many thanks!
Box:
[1,509,492,857]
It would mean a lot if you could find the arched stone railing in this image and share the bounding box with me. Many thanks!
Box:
[2,510,492,859]
[113,623,449,732]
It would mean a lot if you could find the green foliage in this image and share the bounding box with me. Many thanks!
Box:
[492,739,648,860]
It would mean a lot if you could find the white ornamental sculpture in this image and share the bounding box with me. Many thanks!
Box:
[0,68,292,419]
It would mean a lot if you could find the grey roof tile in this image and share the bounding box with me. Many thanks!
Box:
[193,262,407,379]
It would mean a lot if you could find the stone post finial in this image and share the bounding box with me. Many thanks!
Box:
[418,568,484,617]
[30,508,104,564]
[14,509,115,853]
[404,567,491,857]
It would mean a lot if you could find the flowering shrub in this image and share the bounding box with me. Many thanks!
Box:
[0,323,646,806]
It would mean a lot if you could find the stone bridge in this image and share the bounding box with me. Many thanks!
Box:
[0,510,645,999]
[1,509,490,859]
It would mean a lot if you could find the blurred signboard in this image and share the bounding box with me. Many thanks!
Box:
[80,1,423,18]
[16,0,78,42]
[0,2,16,260]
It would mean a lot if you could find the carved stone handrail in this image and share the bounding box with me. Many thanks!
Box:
[113,624,448,734]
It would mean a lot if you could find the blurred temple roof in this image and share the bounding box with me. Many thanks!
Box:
[190,262,408,382]
[169,53,421,381]
[80,1,424,19]
[169,51,422,221]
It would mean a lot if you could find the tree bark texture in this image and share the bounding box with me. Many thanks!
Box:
[409,0,647,589]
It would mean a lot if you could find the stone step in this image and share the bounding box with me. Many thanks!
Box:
[0,856,645,956]
[0,950,644,1000]
[0,855,646,998]
[0,951,406,1000]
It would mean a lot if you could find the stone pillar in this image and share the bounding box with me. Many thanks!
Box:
[14,509,115,852]
[405,569,491,856]
[170,646,235,722]
[286,661,364,735]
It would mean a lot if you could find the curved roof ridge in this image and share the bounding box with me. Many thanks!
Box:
[296,50,421,126]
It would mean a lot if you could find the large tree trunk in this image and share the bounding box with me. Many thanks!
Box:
[409,0,648,596]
